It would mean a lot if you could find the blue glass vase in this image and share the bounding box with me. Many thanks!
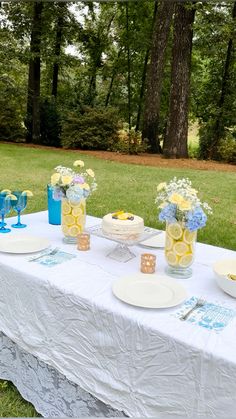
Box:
[47,185,61,225]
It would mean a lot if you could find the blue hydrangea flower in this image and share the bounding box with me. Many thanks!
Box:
[53,187,65,201]
[159,204,177,223]
[66,185,84,203]
[185,207,207,232]
[83,188,90,199]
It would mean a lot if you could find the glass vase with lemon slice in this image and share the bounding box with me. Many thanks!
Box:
[50,160,97,244]
[61,198,86,244]
[165,222,197,279]
[156,178,212,279]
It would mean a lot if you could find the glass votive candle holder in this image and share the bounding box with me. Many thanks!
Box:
[141,253,156,274]
[77,233,90,251]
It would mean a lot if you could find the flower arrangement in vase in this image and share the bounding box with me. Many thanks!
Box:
[156,177,212,278]
[51,160,97,243]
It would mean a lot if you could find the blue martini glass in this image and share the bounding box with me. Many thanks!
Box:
[0,196,11,233]
[11,191,27,228]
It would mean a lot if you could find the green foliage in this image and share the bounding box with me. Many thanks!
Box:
[0,99,25,142]
[188,142,199,159]
[217,135,236,163]
[61,107,120,150]
[111,126,148,154]
[40,98,61,147]
[198,121,216,159]
[192,3,236,158]
[1,1,236,161]
[0,24,27,142]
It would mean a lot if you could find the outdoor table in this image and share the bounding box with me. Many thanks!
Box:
[0,211,236,418]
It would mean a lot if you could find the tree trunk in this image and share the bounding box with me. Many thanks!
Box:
[126,2,132,153]
[136,1,158,133]
[142,1,174,153]
[105,49,122,107]
[26,1,43,143]
[209,1,236,159]
[52,3,65,98]
[88,73,96,107]
[163,2,196,158]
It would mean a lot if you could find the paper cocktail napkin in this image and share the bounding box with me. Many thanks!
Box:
[34,250,76,267]
[175,296,236,332]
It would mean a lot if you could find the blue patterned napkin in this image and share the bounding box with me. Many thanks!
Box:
[175,296,236,332]
[35,250,76,267]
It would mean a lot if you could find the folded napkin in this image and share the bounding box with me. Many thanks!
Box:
[175,296,236,332]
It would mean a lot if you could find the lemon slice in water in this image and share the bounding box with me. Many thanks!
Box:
[167,223,183,240]
[21,190,33,197]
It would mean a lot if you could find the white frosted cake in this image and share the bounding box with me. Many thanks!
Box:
[102,211,144,241]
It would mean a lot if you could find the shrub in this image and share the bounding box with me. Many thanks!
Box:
[0,105,25,142]
[217,135,236,163]
[188,142,199,159]
[0,78,25,142]
[61,107,120,150]
[111,125,148,154]
[198,121,216,159]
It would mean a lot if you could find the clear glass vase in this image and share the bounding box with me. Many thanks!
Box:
[61,198,86,244]
[164,221,197,279]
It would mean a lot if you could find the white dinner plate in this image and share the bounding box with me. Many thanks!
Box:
[0,234,50,254]
[112,273,187,308]
[139,232,165,248]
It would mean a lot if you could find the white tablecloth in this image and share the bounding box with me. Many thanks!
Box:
[0,211,236,418]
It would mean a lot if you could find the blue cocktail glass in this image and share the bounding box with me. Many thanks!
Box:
[11,191,27,228]
[0,196,11,233]
[0,191,7,226]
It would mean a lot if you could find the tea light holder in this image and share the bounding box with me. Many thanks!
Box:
[77,233,90,251]
[141,253,156,274]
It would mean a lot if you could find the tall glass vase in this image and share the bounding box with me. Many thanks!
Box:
[164,222,197,279]
[61,198,86,244]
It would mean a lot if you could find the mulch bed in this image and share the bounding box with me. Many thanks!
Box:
[4,142,236,173]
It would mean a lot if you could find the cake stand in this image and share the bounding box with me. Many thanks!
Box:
[86,224,159,262]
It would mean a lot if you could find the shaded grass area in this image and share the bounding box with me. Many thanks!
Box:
[0,142,235,416]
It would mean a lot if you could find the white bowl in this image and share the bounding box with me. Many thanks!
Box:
[213,258,236,298]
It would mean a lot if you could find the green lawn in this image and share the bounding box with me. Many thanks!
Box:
[0,142,235,250]
[0,142,235,416]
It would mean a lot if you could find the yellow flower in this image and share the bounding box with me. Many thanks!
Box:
[61,175,73,186]
[51,173,60,185]
[80,183,90,190]
[86,168,95,178]
[157,182,167,192]
[178,199,192,211]
[169,193,183,205]
[73,160,84,168]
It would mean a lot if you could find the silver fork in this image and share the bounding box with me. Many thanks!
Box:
[29,247,59,262]
[180,298,206,321]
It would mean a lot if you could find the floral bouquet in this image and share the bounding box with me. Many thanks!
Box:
[50,160,97,243]
[156,177,212,278]
[156,177,212,231]
[51,160,97,204]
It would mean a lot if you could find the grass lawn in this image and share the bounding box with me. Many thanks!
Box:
[0,142,235,250]
[0,142,235,416]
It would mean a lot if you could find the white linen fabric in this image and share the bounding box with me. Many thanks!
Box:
[0,331,125,417]
[0,211,236,418]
